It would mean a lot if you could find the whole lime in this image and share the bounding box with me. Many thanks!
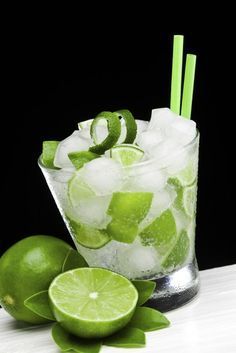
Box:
[0,235,76,324]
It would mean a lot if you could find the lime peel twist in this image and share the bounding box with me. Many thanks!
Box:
[89,110,137,155]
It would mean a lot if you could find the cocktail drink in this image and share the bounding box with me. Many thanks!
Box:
[39,36,200,311]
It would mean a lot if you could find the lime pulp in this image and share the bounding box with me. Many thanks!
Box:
[49,268,138,338]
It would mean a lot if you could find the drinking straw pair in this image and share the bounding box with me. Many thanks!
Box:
[170,35,196,119]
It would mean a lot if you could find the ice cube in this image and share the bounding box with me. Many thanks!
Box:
[131,165,167,192]
[53,167,75,183]
[166,115,197,145]
[149,108,178,131]
[118,239,160,275]
[150,139,189,174]
[136,130,163,153]
[71,195,112,228]
[136,119,148,135]
[81,158,124,195]
[54,131,91,168]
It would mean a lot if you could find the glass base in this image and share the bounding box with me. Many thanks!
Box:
[145,260,200,312]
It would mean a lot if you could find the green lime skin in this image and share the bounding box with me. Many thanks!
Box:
[0,235,73,324]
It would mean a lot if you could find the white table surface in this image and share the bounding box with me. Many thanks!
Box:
[0,264,236,353]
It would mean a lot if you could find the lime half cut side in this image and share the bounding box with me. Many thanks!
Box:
[111,144,144,166]
[49,268,138,338]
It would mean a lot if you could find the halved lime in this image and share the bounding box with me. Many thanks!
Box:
[107,192,153,243]
[49,268,138,338]
[111,144,144,166]
[139,209,177,255]
[161,230,190,270]
[67,217,110,249]
[68,172,95,206]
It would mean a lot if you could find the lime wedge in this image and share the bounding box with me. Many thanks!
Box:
[111,144,144,166]
[161,230,190,270]
[107,192,153,243]
[42,141,59,168]
[68,151,100,170]
[49,268,138,338]
[139,209,177,255]
[67,217,110,249]
[68,172,95,205]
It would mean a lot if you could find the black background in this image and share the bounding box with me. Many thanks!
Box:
[2,18,235,270]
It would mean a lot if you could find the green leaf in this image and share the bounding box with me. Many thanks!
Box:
[24,290,55,321]
[52,323,102,353]
[62,248,88,272]
[42,141,59,168]
[68,151,100,170]
[132,280,156,306]
[128,307,170,331]
[103,327,145,348]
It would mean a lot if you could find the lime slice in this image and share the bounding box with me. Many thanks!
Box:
[139,209,177,255]
[68,172,95,205]
[115,110,137,144]
[168,181,197,218]
[161,230,190,270]
[67,217,110,249]
[111,144,144,166]
[169,159,197,187]
[42,141,59,168]
[49,268,138,338]
[107,192,153,243]
[183,184,197,218]
[68,151,100,170]
[89,111,121,154]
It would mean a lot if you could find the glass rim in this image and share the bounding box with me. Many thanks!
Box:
[38,129,199,172]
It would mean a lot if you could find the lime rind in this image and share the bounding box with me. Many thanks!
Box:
[111,144,144,166]
[115,110,137,144]
[89,111,121,154]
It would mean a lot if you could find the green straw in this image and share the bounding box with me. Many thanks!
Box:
[170,35,184,115]
[181,54,197,119]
